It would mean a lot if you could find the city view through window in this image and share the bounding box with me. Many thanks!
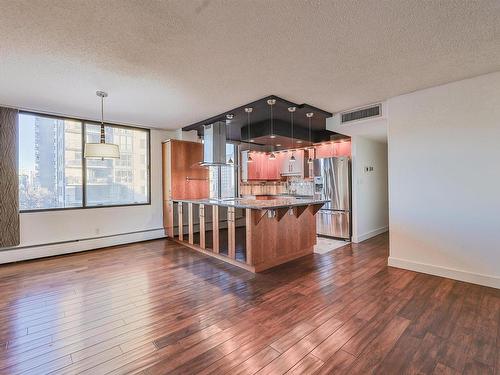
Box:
[19,113,150,211]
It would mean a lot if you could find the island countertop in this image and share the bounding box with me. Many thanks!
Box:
[170,197,328,210]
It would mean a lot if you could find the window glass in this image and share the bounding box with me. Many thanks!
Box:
[208,143,237,199]
[84,124,149,206]
[18,113,150,211]
[18,113,83,210]
[220,144,237,198]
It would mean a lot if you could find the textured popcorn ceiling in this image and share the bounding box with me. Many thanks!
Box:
[0,0,499,129]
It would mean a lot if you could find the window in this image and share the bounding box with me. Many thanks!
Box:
[208,143,237,199]
[84,124,149,206]
[18,112,150,211]
[19,114,83,210]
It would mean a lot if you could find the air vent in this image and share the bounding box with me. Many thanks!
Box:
[341,104,381,123]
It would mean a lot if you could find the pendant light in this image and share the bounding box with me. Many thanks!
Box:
[244,107,253,163]
[226,113,234,164]
[84,91,120,159]
[306,112,314,164]
[288,106,296,162]
[268,98,277,159]
[267,98,276,138]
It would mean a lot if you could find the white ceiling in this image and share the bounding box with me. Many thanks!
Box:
[1,0,499,130]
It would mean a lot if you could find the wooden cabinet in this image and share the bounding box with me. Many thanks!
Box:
[242,151,262,180]
[334,141,351,157]
[314,141,351,159]
[267,153,281,180]
[241,151,281,181]
[163,139,208,237]
[314,143,334,158]
[163,139,208,200]
[241,141,352,180]
[281,149,305,177]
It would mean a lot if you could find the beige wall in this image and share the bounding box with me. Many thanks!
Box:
[387,71,500,288]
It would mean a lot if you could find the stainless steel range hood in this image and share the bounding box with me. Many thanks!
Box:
[201,121,228,166]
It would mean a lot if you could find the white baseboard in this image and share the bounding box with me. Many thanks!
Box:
[0,229,166,264]
[352,226,388,243]
[388,257,500,289]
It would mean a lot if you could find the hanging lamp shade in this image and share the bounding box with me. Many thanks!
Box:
[85,142,120,159]
[84,91,120,159]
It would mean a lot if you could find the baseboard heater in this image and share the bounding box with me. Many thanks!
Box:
[0,227,165,251]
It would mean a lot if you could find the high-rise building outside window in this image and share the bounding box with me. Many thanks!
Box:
[19,114,83,210]
[85,124,149,206]
[18,112,150,211]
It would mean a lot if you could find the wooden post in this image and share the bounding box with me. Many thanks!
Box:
[165,201,174,237]
[245,208,252,265]
[213,205,219,254]
[188,202,194,244]
[200,204,206,249]
[178,203,183,241]
[228,207,236,259]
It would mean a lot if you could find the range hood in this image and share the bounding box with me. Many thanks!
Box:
[201,121,228,166]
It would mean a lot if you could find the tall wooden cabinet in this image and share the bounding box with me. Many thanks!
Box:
[162,139,208,237]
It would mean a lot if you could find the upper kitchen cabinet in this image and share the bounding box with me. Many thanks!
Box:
[281,149,305,177]
[267,153,281,180]
[241,151,281,181]
[314,141,351,159]
[314,142,334,158]
[162,139,209,200]
[334,141,351,157]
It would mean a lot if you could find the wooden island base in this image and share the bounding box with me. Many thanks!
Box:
[165,200,325,272]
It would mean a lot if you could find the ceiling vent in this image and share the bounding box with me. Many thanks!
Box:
[341,104,381,124]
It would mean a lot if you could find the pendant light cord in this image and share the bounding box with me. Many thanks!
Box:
[271,105,274,138]
[248,111,251,142]
[100,95,105,144]
[308,117,311,144]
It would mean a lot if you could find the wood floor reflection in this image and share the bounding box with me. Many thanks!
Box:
[0,233,498,374]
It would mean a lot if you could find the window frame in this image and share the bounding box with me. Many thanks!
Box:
[19,110,151,213]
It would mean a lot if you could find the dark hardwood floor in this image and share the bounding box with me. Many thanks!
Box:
[0,233,498,374]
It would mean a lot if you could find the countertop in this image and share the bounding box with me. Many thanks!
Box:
[171,197,328,210]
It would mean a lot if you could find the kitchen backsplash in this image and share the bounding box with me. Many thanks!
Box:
[288,178,314,196]
[240,179,314,197]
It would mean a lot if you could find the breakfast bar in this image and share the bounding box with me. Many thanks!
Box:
[164,198,326,272]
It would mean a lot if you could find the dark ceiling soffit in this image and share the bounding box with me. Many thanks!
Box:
[181,95,333,131]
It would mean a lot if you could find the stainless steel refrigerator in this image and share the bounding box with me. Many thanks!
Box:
[313,157,351,240]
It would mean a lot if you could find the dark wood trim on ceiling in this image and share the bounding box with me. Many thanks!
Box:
[181,95,333,132]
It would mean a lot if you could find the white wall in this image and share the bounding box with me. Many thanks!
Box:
[0,128,177,264]
[387,71,500,289]
[351,136,389,243]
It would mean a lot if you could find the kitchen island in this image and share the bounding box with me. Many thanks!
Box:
[164,198,326,272]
